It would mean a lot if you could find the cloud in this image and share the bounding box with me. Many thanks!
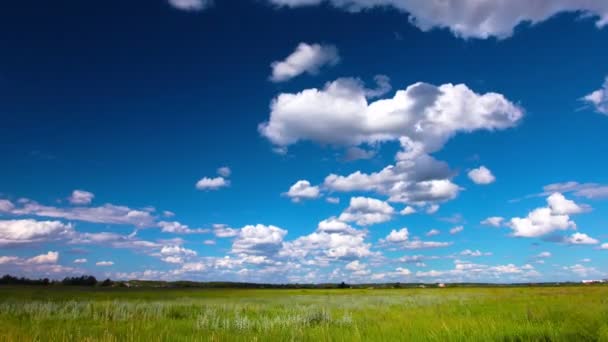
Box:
[96,261,114,266]
[481,216,504,227]
[400,206,416,215]
[563,264,600,277]
[158,221,210,234]
[543,182,608,199]
[0,200,15,212]
[196,177,229,190]
[564,233,599,245]
[7,199,156,227]
[402,239,452,250]
[267,0,608,39]
[69,190,94,205]
[508,193,584,237]
[468,166,496,185]
[326,197,340,204]
[260,78,522,151]
[232,224,288,256]
[168,0,212,11]
[285,180,321,202]
[601,243,608,250]
[317,218,359,235]
[27,251,59,264]
[536,251,551,258]
[460,249,491,257]
[203,239,216,245]
[281,230,371,260]
[213,224,239,238]
[583,77,608,115]
[0,219,74,246]
[425,229,440,237]
[159,245,197,264]
[73,258,87,264]
[385,228,409,243]
[217,166,232,178]
[338,197,395,226]
[449,226,464,235]
[343,147,376,162]
[270,43,339,82]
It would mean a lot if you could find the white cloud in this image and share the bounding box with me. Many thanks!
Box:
[449,226,464,235]
[232,224,288,256]
[0,256,20,264]
[508,193,585,238]
[195,177,229,190]
[601,243,608,250]
[536,251,551,258]
[338,197,395,226]
[402,239,452,250]
[158,221,210,234]
[27,251,59,264]
[563,264,600,277]
[270,43,339,82]
[460,249,491,257]
[0,219,74,246]
[481,216,504,227]
[7,200,156,227]
[69,190,94,205]
[425,229,440,237]
[203,239,216,245]
[583,77,608,115]
[168,0,212,11]
[96,261,114,266]
[285,180,321,202]
[385,228,409,243]
[400,206,416,215]
[564,232,599,245]
[267,0,608,39]
[317,218,358,235]
[213,224,239,238]
[73,258,87,264]
[217,166,232,178]
[326,197,340,204]
[159,245,197,264]
[281,230,371,260]
[468,166,495,185]
[547,193,587,215]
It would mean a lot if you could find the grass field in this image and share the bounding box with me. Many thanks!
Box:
[1,285,608,341]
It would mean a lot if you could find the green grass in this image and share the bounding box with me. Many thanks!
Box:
[1,286,608,341]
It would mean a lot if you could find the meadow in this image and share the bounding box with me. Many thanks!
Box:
[1,285,608,341]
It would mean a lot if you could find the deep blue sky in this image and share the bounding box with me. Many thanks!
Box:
[1,0,607,283]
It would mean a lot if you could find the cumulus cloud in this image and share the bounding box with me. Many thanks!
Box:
[217,166,232,178]
[159,245,197,264]
[583,77,608,115]
[270,43,339,82]
[0,199,15,212]
[507,193,590,238]
[385,228,409,243]
[168,0,212,11]
[0,219,74,246]
[267,0,608,39]
[27,251,59,264]
[213,224,239,238]
[338,197,395,226]
[69,190,94,205]
[196,177,229,190]
[285,180,321,202]
[232,224,288,256]
[564,232,599,245]
[400,206,416,215]
[468,166,495,185]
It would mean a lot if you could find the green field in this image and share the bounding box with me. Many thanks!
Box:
[1,285,608,341]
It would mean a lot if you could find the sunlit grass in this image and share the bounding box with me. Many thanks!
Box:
[0,286,607,341]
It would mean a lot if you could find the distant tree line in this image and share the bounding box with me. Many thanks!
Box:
[1,274,114,287]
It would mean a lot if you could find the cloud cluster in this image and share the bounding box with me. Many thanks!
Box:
[285,180,321,202]
[267,0,608,39]
[270,43,339,82]
[0,219,74,246]
[338,197,395,226]
[468,166,496,185]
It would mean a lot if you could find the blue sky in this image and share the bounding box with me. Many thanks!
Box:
[1,0,608,283]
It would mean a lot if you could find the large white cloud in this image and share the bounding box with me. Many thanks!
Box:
[232,224,288,256]
[260,79,522,150]
[583,77,608,115]
[268,0,608,39]
[285,180,321,202]
[270,43,339,82]
[338,196,395,226]
[0,219,74,245]
[508,193,587,237]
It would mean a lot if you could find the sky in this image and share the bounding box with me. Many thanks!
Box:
[1,0,608,284]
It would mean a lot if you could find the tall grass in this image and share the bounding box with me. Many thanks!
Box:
[0,286,607,341]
